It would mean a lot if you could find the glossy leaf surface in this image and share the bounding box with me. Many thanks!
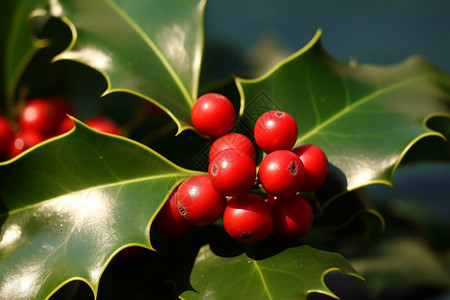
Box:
[0,120,199,299]
[181,244,361,300]
[52,0,206,133]
[237,29,450,206]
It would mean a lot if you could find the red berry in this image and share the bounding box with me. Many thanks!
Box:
[270,194,313,239]
[254,110,298,153]
[191,93,235,137]
[57,117,75,134]
[258,150,304,197]
[0,117,14,157]
[292,144,328,192]
[152,187,192,236]
[208,149,256,196]
[85,116,121,135]
[209,133,256,162]
[10,129,45,157]
[51,95,76,120]
[176,175,227,226]
[19,97,73,135]
[223,193,273,244]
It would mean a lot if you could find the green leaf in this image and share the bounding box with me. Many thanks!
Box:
[0,119,200,299]
[0,0,47,110]
[51,0,206,133]
[180,244,362,300]
[237,29,450,207]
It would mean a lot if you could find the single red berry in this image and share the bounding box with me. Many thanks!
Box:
[208,149,256,196]
[258,150,304,197]
[191,93,235,137]
[292,144,328,192]
[152,187,192,236]
[223,193,273,244]
[254,110,298,153]
[10,129,45,157]
[0,117,14,158]
[209,133,256,162]
[57,117,75,135]
[270,194,313,239]
[176,175,227,226]
[18,97,73,135]
[85,116,121,135]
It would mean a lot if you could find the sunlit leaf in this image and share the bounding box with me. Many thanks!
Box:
[0,120,200,299]
[237,29,450,209]
[181,244,362,300]
[52,0,206,133]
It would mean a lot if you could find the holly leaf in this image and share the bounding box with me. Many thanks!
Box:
[49,0,206,133]
[237,29,450,207]
[0,120,200,299]
[0,0,48,108]
[180,244,362,300]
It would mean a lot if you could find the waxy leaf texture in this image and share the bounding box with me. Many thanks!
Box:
[237,29,450,210]
[181,245,361,300]
[53,0,206,133]
[0,120,199,299]
[2,1,450,300]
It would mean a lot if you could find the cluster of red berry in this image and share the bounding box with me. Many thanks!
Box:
[153,93,328,244]
[0,96,122,160]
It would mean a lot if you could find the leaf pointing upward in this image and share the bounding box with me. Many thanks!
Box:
[237,29,450,209]
[53,0,206,133]
[0,120,200,299]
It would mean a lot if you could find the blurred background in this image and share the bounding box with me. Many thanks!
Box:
[202,0,450,81]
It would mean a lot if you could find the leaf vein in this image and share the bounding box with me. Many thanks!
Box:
[298,74,428,143]
[2,172,191,217]
[104,0,193,106]
[253,261,273,300]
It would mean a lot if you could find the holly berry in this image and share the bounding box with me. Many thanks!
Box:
[270,194,313,239]
[191,93,235,137]
[18,97,73,136]
[10,129,45,157]
[85,116,121,135]
[223,193,273,244]
[0,117,14,158]
[292,144,328,192]
[258,150,304,197]
[152,187,191,236]
[208,149,256,196]
[57,117,75,135]
[254,110,298,153]
[176,175,227,226]
[209,133,256,162]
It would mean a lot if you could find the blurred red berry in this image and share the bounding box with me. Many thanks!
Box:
[85,116,121,135]
[19,97,73,135]
[0,117,14,158]
[10,129,45,157]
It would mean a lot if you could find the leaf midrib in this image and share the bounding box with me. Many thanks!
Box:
[2,172,189,218]
[103,0,194,107]
[297,73,429,143]
[253,261,273,300]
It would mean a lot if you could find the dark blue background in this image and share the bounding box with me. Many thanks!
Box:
[204,0,450,73]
